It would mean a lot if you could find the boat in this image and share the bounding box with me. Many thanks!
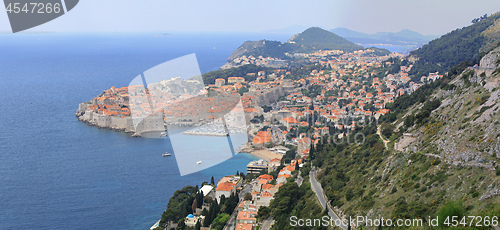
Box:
[160,132,167,137]
[196,161,202,164]
[162,152,171,157]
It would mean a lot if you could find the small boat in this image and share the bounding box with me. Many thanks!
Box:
[196,161,202,164]
[160,132,167,137]
[162,152,171,157]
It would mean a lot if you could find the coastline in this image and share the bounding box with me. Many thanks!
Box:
[239,144,283,161]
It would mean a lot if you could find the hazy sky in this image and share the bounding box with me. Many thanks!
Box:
[2,0,500,35]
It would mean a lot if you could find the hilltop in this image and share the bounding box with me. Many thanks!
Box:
[286,27,365,53]
[224,27,373,68]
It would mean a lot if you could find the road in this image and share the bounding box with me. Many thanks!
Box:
[239,182,252,200]
[223,208,238,230]
[261,217,274,230]
[309,167,347,230]
[224,183,253,230]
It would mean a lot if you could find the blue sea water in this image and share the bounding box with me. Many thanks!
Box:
[0,32,289,230]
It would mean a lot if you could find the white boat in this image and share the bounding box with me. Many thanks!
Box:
[196,161,202,164]
[160,132,167,137]
[162,152,171,157]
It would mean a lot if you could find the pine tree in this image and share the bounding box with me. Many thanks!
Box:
[309,144,316,160]
[176,219,186,230]
[210,200,219,222]
[186,196,194,214]
[211,176,215,185]
[203,206,211,227]
[192,199,197,214]
[195,220,201,230]
[220,195,226,208]
[197,191,204,208]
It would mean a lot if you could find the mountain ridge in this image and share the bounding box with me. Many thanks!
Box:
[226,27,367,63]
[330,27,438,45]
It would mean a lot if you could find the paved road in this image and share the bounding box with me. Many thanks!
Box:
[224,183,252,230]
[239,183,252,201]
[261,217,274,230]
[223,208,238,230]
[309,167,347,230]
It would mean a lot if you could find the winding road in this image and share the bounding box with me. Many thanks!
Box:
[309,167,347,230]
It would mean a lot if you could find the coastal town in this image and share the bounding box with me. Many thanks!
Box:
[76,47,443,160]
[76,42,447,230]
[152,156,303,230]
[147,47,445,230]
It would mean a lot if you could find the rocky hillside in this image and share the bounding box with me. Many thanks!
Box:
[308,46,500,228]
[399,47,500,165]
[309,13,500,225]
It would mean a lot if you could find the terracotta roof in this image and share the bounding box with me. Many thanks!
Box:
[283,117,298,124]
[235,223,253,230]
[258,174,273,180]
[216,182,235,191]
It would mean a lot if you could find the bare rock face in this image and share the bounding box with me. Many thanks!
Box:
[480,46,500,69]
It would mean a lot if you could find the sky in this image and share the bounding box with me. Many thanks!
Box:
[2,0,500,36]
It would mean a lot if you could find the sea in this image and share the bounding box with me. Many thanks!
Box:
[0,32,291,230]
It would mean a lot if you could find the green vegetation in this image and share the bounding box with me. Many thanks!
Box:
[267,181,328,230]
[158,182,240,230]
[202,64,271,85]
[437,201,465,227]
[261,105,272,113]
[287,27,364,53]
[210,213,230,230]
[281,148,297,164]
[160,186,199,225]
[408,13,500,80]
[238,86,249,95]
[302,84,323,98]
[233,40,291,60]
